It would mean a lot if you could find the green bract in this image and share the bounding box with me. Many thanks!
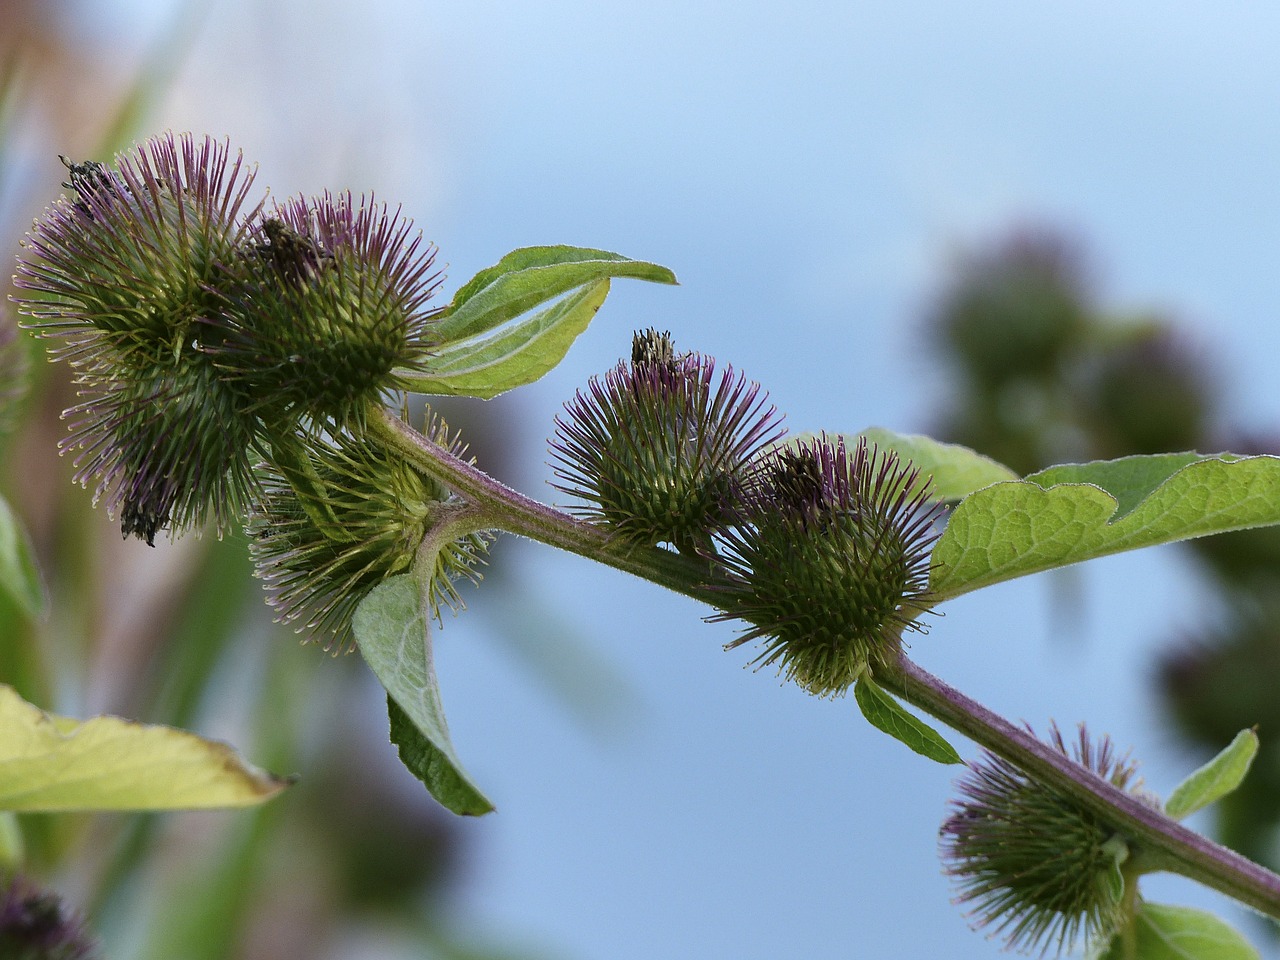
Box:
[249,410,489,652]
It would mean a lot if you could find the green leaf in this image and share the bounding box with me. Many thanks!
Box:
[853,675,963,765]
[353,574,494,815]
[386,696,494,814]
[1164,729,1259,821]
[434,245,677,343]
[402,245,676,399]
[0,493,45,618]
[1100,835,1130,905]
[0,685,290,810]
[407,279,611,399]
[1094,902,1260,960]
[931,454,1280,599]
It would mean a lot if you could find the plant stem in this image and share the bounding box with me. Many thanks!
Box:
[373,404,1280,922]
[372,406,716,598]
[878,655,1280,921]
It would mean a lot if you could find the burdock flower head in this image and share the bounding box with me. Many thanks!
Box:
[550,329,783,552]
[12,133,265,543]
[249,410,489,652]
[711,435,942,697]
[940,724,1153,956]
[208,192,444,432]
[0,874,99,960]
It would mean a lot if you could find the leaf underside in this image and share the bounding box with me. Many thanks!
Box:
[353,574,494,816]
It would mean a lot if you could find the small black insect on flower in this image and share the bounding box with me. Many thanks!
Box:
[252,216,328,287]
[208,192,445,434]
[57,155,118,220]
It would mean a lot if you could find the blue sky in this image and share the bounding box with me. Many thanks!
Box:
[72,1,1280,956]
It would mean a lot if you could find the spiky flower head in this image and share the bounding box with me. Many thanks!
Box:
[14,134,261,376]
[0,874,99,960]
[939,724,1152,956]
[710,435,941,697]
[550,329,783,552]
[249,409,489,652]
[11,133,265,542]
[59,363,261,545]
[208,192,444,431]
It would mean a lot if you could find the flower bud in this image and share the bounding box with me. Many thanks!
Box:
[550,330,783,551]
[13,133,266,542]
[249,410,489,652]
[62,363,261,545]
[207,193,443,431]
[15,133,261,377]
[711,436,941,697]
[940,724,1154,955]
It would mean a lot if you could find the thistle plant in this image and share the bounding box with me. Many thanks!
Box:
[209,192,443,432]
[249,408,489,652]
[13,133,264,543]
[8,132,1280,959]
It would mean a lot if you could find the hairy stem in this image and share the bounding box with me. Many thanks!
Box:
[373,404,1280,922]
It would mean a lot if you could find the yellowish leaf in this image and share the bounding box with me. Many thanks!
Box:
[0,686,291,811]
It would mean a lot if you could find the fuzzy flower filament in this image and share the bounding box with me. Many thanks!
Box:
[940,723,1155,956]
[711,435,942,697]
[550,329,783,552]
